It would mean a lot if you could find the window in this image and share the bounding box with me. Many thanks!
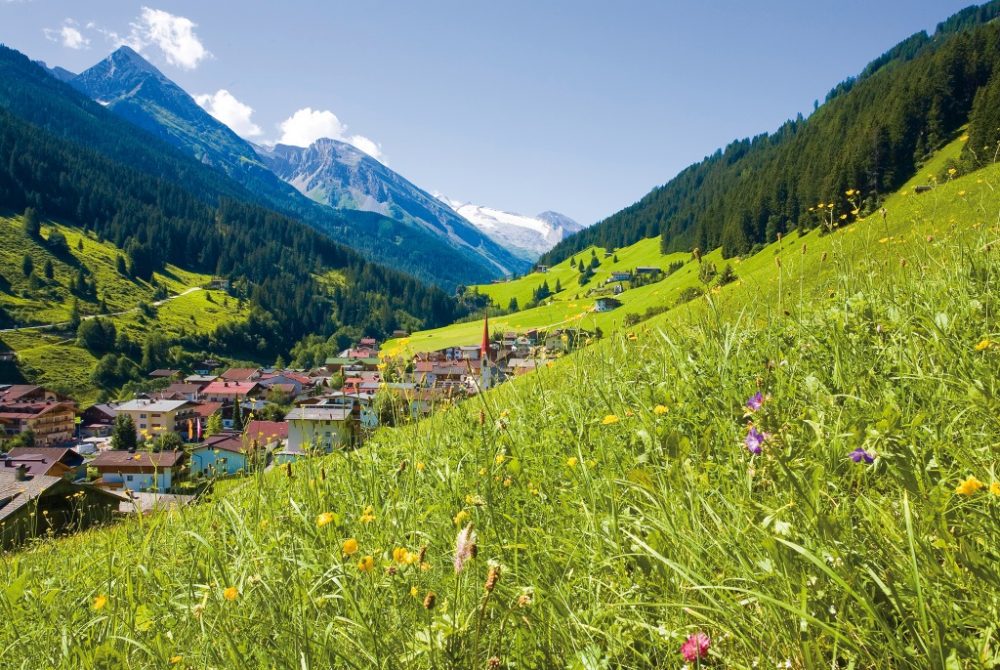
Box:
[126,475,133,481]
[140,413,147,419]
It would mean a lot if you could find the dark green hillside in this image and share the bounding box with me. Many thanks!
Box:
[543,1,1000,262]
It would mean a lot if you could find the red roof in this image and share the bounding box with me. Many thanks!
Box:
[201,381,260,396]
[91,450,185,469]
[191,401,223,418]
[244,420,288,443]
[219,368,260,382]
[197,433,245,454]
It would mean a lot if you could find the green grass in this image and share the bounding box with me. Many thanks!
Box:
[1,138,998,668]
[0,214,247,399]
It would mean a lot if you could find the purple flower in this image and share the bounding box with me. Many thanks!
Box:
[746,391,765,412]
[849,447,874,464]
[745,426,767,455]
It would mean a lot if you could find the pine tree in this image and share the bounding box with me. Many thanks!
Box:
[21,253,33,277]
[111,414,138,451]
[22,207,39,237]
[43,259,54,280]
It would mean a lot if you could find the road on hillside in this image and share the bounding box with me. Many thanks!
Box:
[0,287,202,334]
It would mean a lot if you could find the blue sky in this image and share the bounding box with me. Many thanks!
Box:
[0,1,975,224]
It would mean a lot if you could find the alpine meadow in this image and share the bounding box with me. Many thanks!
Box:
[1,3,999,670]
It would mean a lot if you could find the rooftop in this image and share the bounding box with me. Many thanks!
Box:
[285,407,352,422]
[116,399,195,413]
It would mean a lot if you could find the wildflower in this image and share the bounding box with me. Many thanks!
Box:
[92,594,107,611]
[566,456,578,468]
[745,426,767,455]
[393,547,416,565]
[316,512,336,528]
[601,414,619,425]
[454,524,477,573]
[990,482,1000,496]
[169,656,182,665]
[358,556,375,573]
[495,453,506,465]
[410,585,419,598]
[948,167,957,176]
[955,476,984,496]
[959,190,967,197]
[680,632,711,662]
[359,505,376,523]
[745,391,765,412]
[342,538,359,556]
[849,447,875,464]
[653,404,669,415]
[416,461,426,472]
[517,589,533,608]
[453,509,470,526]
[223,586,239,602]
[975,338,993,351]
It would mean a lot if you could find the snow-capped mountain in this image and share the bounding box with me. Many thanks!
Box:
[436,196,585,262]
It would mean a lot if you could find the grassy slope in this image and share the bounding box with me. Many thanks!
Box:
[0,214,245,401]
[1,141,999,668]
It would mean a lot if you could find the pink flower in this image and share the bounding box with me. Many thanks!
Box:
[454,524,476,573]
[680,632,710,662]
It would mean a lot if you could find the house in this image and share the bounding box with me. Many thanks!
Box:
[190,401,223,434]
[914,184,933,194]
[595,297,623,312]
[80,403,117,438]
[115,399,199,439]
[635,266,663,277]
[391,329,409,339]
[610,271,632,282]
[160,383,205,401]
[506,358,540,376]
[190,432,252,477]
[183,374,218,386]
[193,360,221,376]
[534,264,549,273]
[200,381,263,404]
[0,400,77,446]
[91,450,186,492]
[148,369,181,380]
[0,385,65,404]
[0,468,125,549]
[613,283,625,295]
[5,447,86,480]
[244,420,288,448]
[219,368,262,383]
[359,337,378,349]
[458,345,482,361]
[285,406,354,454]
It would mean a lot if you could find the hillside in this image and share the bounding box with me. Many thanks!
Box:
[543,2,1000,265]
[2,140,997,667]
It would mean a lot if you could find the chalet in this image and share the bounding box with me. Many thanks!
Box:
[534,264,549,273]
[0,385,64,404]
[183,374,217,386]
[200,381,263,404]
[507,358,540,376]
[359,337,379,349]
[80,403,117,437]
[115,399,199,439]
[244,420,288,448]
[595,297,623,312]
[91,450,187,492]
[285,406,354,453]
[161,383,205,401]
[219,368,262,383]
[193,360,221,376]
[0,469,125,549]
[613,283,625,295]
[458,345,482,360]
[0,400,77,446]
[610,271,632,282]
[5,447,86,480]
[391,329,409,339]
[635,266,663,277]
[190,401,223,432]
[190,433,255,477]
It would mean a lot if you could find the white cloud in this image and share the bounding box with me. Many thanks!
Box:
[195,89,262,137]
[43,20,90,50]
[130,7,209,70]
[277,107,383,160]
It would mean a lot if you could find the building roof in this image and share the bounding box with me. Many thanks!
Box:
[201,381,260,396]
[195,433,245,454]
[84,403,118,419]
[267,383,297,395]
[244,420,288,443]
[184,375,218,384]
[148,369,180,378]
[190,401,223,418]
[219,368,261,382]
[116,399,195,413]
[162,383,205,397]
[0,470,126,522]
[285,407,352,422]
[8,447,84,468]
[91,450,186,469]
[0,385,45,403]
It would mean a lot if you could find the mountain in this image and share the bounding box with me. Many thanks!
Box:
[35,61,76,82]
[542,0,1000,265]
[434,196,584,262]
[68,47,524,287]
[0,45,468,362]
[258,139,527,276]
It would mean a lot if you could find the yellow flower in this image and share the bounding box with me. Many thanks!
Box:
[410,585,419,598]
[316,512,336,528]
[92,594,107,611]
[494,453,506,465]
[360,505,376,523]
[601,415,619,425]
[958,190,967,197]
[357,556,375,573]
[415,461,425,472]
[392,547,414,564]
[566,456,578,468]
[342,538,359,556]
[974,338,993,351]
[955,476,984,496]
[990,482,1000,496]
[653,405,669,415]
[839,214,848,220]
[453,509,469,526]
[948,167,957,176]
[478,467,487,476]
[169,656,182,665]
[223,586,239,601]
